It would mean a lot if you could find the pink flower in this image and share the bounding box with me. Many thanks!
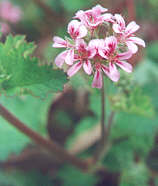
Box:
[52,5,146,89]
[0,1,21,23]
[75,5,112,30]
[67,39,96,77]
[52,36,74,67]
[67,20,87,39]
[99,36,133,81]
[53,20,88,67]
[0,22,10,34]
[113,14,145,53]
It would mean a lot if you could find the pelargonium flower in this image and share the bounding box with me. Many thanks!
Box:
[75,5,113,30]
[53,20,88,67]
[89,37,132,88]
[113,14,145,53]
[99,36,133,76]
[0,1,21,23]
[67,39,96,77]
[52,4,145,89]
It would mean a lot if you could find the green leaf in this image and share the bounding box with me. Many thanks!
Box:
[0,94,52,160]
[103,140,134,171]
[57,165,98,186]
[0,35,67,98]
[110,112,158,159]
[110,87,155,118]
[120,162,149,186]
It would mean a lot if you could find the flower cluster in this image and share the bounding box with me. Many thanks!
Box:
[52,5,145,88]
[0,1,22,34]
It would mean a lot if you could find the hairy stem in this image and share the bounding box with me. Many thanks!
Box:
[0,104,89,171]
[101,78,106,147]
[93,80,115,163]
[93,79,106,162]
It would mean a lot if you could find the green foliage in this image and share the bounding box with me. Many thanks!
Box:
[120,162,149,186]
[0,94,52,160]
[147,41,158,62]
[110,87,155,118]
[111,112,157,157]
[60,0,94,13]
[0,170,52,186]
[0,35,67,98]
[57,165,98,186]
[103,141,134,171]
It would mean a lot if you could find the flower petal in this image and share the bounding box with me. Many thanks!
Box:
[105,36,117,54]
[117,50,132,60]
[112,24,122,33]
[67,62,82,77]
[92,4,107,15]
[75,39,87,51]
[55,50,68,68]
[92,70,102,89]
[102,63,120,82]
[52,36,67,48]
[102,13,114,23]
[68,20,87,39]
[126,41,138,54]
[65,49,74,65]
[114,14,125,29]
[116,61,133,73]
[83,60,92,75]
[98,48,109,59]
[125,21,139,36]
[128,37,145,47]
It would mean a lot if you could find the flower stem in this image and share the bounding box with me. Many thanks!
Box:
[0,104,89,171]
[101,78,106,148]
[93,79,115,163]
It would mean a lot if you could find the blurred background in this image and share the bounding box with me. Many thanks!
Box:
[0,0,158,186]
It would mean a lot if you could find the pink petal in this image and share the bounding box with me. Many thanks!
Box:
[114,14,125,29]
[68,20,87,39]
[92,4,107,15]
[92,70,102,89]
[125,21,139,36]
[117,50,132,60]
[65,49,74,65]
[102,63,120,82]
[67,62,82,77]
[89,39,104,49]
[98,48,109,59]
[55,50,68,68]
[126,41,138,54]
[128,37,145,47]
[78,24,88,38]
[102,13,114,23]
[112,24,122,33]
[105,36,117,53]
[52,36,67,48]
[88,19,103,28]
[75,10,85,19]
[87,47,97,58]
[83,60,92,75]
[116,61,133,73]
[75,39,87,51]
